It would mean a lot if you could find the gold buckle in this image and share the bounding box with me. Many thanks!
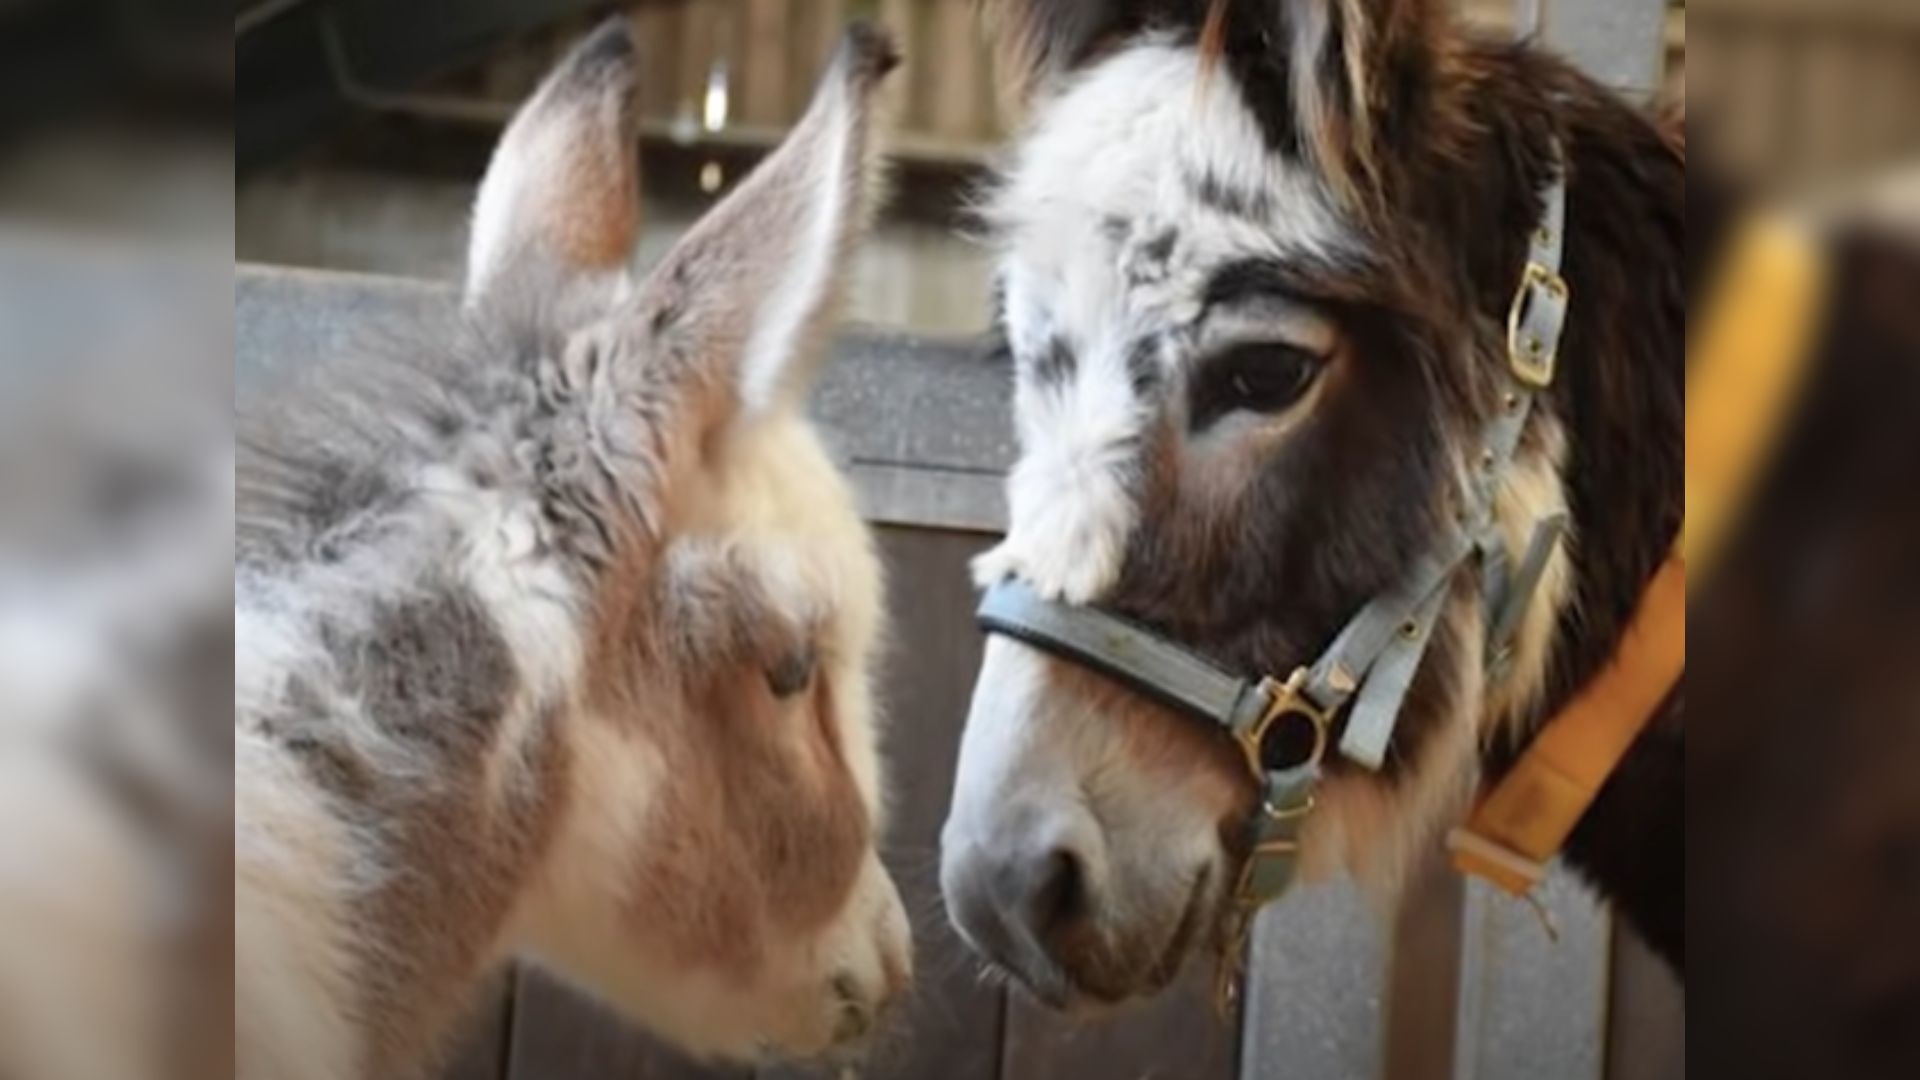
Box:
[1506,262,1568,388]
[1236,668,1331,783]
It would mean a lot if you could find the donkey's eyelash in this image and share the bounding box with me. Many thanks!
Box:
[1186,341,1326,431]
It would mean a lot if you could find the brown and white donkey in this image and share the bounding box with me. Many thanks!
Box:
[237,21,910,1078]
[941,0,1683,1008]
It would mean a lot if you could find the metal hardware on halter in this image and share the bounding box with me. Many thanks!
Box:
[1506,171,1570,389]
[1507,262,1570,387]
[1235,669,1330,788]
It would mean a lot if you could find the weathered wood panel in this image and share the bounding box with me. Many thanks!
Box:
[440,973,513,1080]
[1002,966,1235,1080]
[1693,0,1920,187]
[735,0,791,126]
[1380,855,1466,1080]
[632,3,686,119]
[505,968,749,1080]
[1603,928,1685,1080]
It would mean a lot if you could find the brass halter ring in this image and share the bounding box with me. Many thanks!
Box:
[1217,668,1332,1013]
[1236,667,1332,787]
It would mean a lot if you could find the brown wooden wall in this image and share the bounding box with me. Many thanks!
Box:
[1692,0,1920,190]
[432,1,1685,164]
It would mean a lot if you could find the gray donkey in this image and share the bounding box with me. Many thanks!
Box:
[236,21,909,1079]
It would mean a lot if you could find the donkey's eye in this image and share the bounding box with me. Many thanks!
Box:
[766,645,816,699]
[1190,343,1325,429]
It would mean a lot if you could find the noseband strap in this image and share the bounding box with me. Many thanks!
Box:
[977,581,1276,737]
[975,154,1574,1004]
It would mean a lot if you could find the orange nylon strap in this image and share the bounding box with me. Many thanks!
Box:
[1449,215,1823,895]
[1449,553,1686,894]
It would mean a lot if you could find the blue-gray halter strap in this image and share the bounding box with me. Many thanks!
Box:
[976,159,1571,921]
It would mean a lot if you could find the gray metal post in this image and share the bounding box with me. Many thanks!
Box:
[1238,881,1391,1080]
[1529,0,1670,99]
[1451,869,1612,1080]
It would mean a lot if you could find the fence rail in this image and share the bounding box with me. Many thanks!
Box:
[430,1,1687,164]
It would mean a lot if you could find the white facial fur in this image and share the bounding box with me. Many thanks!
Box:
[973,38,1351,603]
[943,38,1362,1005]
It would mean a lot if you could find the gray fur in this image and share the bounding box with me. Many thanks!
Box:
[1030,337,1078,387]
[1184,167,1275,222]
[321,587,517,765]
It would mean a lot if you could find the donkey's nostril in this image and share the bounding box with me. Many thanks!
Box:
[942,806,1104,989]
[1021,847,1086,940]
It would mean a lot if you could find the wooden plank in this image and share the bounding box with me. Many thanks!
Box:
[923,0,989,141]
[440,969,515,1080]
[790,0,847,107]
[1717,21,1786,181]
[506,967,748,1080]
[1602,928,1684,1080]
[736,0,791,127]
[1003,963,1233,1080]
[630,2,685,120]
[1796,29,1858,176]
[1380,855,1465,1080]
[880,0,918,133]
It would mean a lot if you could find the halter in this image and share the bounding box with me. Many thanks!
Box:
[976,159,1573,1007]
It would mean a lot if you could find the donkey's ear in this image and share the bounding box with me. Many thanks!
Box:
[465,18,642,311]
[982,0,1120,98]
[1268,0,1448,210]
[630,24,898,423]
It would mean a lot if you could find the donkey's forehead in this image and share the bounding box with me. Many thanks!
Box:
[990,39,1348,346]
[978,40,1351,603]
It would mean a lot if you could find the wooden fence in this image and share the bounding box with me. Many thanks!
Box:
[430,0,1686,162]
[1690,0,1920,190]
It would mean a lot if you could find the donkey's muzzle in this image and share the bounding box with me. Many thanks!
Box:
[940,801,1104,1007]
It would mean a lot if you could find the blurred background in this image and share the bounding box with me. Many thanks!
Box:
[231,0,1690,338]
[0,0,1917,1078]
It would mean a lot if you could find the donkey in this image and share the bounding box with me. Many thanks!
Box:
[236,21,910,1078]
[939,0,1683,1008]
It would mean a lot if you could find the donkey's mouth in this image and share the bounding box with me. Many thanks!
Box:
[1142,864,1214,992]
[982,953,1076,1010]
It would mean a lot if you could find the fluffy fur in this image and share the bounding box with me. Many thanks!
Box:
[235,22,911,1078]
